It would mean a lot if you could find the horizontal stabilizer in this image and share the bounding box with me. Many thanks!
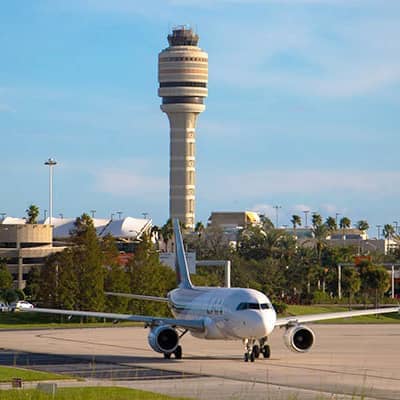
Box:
[105,292,169,303]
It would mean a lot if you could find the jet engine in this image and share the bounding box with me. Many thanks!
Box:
[148,325,179,354]
[283,325,315,353]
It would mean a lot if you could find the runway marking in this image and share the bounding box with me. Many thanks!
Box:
[0,350,203,381]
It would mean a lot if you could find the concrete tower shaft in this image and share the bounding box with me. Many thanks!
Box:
[158,27,208,229]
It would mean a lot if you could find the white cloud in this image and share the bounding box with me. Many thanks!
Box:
[204,169,400,200]
[211,15,400,97]
[94,168,167,197]
[0,103,15,113]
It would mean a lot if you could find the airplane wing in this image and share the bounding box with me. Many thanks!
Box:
[275,306,400,327]
[25,307,204,331]
[105,292,169,303]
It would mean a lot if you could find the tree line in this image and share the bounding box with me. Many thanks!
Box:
[24,214,176,316]
[1,211,398,316]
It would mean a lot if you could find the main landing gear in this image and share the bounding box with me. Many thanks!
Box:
[243,338,271,362]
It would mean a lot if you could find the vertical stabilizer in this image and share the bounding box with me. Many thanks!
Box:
[173,219,193,289]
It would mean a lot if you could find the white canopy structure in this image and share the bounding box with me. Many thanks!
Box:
[0,217,27,225]
[1,216,152,240]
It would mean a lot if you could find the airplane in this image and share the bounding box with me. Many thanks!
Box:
[27,219,400,362]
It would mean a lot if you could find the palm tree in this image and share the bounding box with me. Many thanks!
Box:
[339,217,351,229]
[194,221,205,236]
[291,215,301,229]
[26,204,39,224]
[325,216,337,231]
[356,220,369,232]
[312,213,323,228]
[383,224,395,240]
[312,224,328,261]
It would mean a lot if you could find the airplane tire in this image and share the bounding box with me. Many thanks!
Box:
[250,351,255,362]
[174,345,182,360]
[252,345,260,359]
[163,353,172,359]
[244,353,249,362]
[262,345,271,359]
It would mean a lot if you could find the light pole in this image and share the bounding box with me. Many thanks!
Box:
[303,210,310,228]
[44,158,57,225]
[376,224,382,240]
[393,221,398,234]
[117,211,123,220]
[142,212,149,219]
[273,205,282,228]
[90,210,96,218]
[335,213,341,227]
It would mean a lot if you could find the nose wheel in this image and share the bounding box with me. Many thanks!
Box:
[243,338,270,362]
[260,337,271,358]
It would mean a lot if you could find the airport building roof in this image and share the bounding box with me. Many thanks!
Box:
[0,216,152,240]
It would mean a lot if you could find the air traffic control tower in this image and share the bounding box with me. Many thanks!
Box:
[158,26,208,230]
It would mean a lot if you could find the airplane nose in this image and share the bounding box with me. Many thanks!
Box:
[241,311,275,338]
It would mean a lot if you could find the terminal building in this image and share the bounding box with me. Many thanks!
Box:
[0,216,152,289]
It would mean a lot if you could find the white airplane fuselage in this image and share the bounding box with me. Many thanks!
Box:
[168,287,277,340]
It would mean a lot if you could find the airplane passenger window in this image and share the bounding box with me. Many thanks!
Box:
[260,303,270,309]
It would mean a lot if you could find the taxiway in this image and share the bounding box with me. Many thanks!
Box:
[0,324,399,399]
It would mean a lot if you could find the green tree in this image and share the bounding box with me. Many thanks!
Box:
[339,217,351,229]
[341,267,361,308]
[325,216,337,231]
[56,249,79,310]
[71,214,105,311]
[161,218,173,242]
[194,221,205,236]
[290,214,301,240]
[357,220,369,232]
[186,225,231,260]
[26,204,39,224]
[102,234,130,313]
[37,253,59,307]
[359,261,390,307]
[127,234,175,316]
[24,266,41,302]
[311,213,323,228]
[383,224,395,239]
[312,224,328,262]
[291,215,302,229]
[238,225,268,260]
[0,263,13,290]
[259,214,274,231]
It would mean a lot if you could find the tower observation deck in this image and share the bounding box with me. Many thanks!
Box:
[158,26,208,230]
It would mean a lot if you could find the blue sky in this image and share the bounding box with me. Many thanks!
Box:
[1,0,399,234]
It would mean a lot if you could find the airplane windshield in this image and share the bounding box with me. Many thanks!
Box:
[236,302,270,311]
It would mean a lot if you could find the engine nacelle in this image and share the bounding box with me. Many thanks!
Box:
[283,325,315,353]
[148,325,179,354]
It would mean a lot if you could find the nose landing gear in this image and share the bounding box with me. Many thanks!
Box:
[243,338,270,362]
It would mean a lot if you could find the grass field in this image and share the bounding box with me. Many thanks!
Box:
[0,312,139,330]
[0,387,190,400]
[0,365,69,382]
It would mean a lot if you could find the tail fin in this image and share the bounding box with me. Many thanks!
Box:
[173,218,193,289]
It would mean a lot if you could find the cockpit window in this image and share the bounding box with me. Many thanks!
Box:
[236,302,270,311]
